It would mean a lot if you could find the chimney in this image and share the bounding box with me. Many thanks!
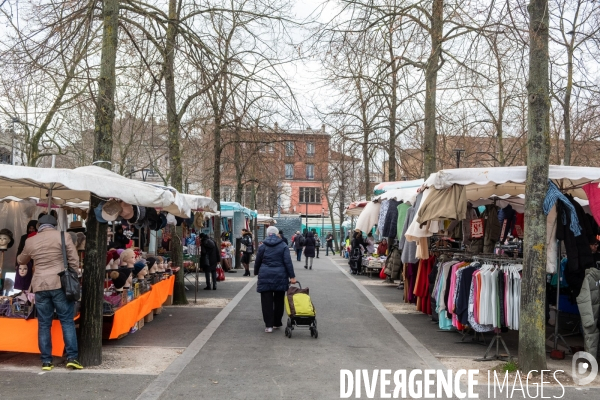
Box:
[322,124,325,133]
[274,122,278,131]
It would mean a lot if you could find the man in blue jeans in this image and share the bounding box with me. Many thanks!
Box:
[292,230,304,262]
[18,214,83,371]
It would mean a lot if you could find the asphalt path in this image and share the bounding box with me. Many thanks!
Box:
[2,255,600,399]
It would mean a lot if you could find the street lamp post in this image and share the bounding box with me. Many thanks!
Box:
[453,149,465,168]
[321,207,324,237]
[305,201,308,234]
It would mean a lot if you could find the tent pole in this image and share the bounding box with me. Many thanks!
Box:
[47,184,54,214]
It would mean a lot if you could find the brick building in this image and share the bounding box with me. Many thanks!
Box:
[217,125,330,219]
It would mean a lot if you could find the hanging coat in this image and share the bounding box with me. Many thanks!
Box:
[576,268,600,360]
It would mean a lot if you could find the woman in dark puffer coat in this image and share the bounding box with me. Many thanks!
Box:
[303,231,316,270]
[254,226,296,333]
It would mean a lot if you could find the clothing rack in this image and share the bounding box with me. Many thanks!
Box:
[474,330,512,361]
[547,239,572,355]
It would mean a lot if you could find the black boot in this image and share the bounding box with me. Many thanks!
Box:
[204,285,212,290]
[213,283,217,290]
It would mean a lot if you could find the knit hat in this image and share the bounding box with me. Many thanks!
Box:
[146,257,156,270]
[166,213,177,225]
[267,226,279,236]
[128,205,140,224]
[134,260,147,275]
[106,249,119,266]
[0,228,14,248]
[110,270,130,289]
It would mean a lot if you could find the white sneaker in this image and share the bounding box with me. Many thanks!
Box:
[265,327,273,333]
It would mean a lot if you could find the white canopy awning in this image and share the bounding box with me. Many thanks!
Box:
[355,201,380,233]
[424,165,600,200]
[257,215,277,225]
[0,165,175,208]
[374,187,419,204]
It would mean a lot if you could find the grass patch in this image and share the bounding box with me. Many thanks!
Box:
[499,360,519,373]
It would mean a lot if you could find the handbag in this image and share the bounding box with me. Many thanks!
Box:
[240,243,247,252]
[216,265,225,281]
[58,231,81,302]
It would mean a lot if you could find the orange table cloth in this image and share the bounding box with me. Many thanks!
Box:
[0,318,67,356]
[109,276,175,339]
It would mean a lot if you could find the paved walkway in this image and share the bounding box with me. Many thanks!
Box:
[1,255,599,399]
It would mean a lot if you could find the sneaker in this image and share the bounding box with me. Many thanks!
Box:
[66,359,83,370]
[265,327,273,333]
[41,362,54,371]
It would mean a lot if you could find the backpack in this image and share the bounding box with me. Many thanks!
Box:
[315,238,321,247]
[298,235,306,247]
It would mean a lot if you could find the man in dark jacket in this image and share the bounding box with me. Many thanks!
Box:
[279,230,288,246]
[292,230,305,262]
[199,233,221,290]
[325,232,335,256]
[240,229,254,277]
[255,226,296,332]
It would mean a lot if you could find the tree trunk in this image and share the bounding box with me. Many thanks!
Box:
[80,0,119,366]
[519,0,550,373]
[164,0,187,305]
[388,44,398,182]
[423,0,443,177]
[212,124,223,247]
[362,126,370,200]
[495,39,506,167]
[563,47,573,166]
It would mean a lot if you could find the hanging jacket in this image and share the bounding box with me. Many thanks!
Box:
[382,199,401,238]
[385,244,402,280]
[576,268,600,360]
[558,196,595,298]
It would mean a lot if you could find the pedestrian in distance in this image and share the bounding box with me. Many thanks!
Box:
[292,230,305,262]
[279,230,288,246]
[350,229,366,275]
[240,228,254,276]
[304,231,316,269]
[254,226,296,333]
[199,233,221,290]
[325,232,335,256]
[315,233,321,258]
[17,214,83,371]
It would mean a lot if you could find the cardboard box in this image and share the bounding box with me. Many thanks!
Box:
[154,307,163,315]
[144,312,154,323]
[163,295,173,306]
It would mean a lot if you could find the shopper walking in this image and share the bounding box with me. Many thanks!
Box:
[199,233,221,290]
[279,230,288,246]
[304,231,316,269]
[315,234,321,258]
[325,232,335,256]
[292,230,305,262]
[255,226,296,332]
[17,214,83,371]
[351,229,366,275]
[240,229,254,276]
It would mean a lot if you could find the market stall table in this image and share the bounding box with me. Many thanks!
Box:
[0,315,80,356]
[108,275,175,339]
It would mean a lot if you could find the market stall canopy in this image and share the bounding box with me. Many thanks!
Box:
[161,193,218,217]
[374,186,419,204]
[355,201,380,233]
[345,200,369,216]
[373,179,424,196]
[0,165,176,209]
[424,166,600,200]
[220,201,257,218]
[257,215,277,225]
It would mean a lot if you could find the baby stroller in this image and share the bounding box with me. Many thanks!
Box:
[284,282,318,339]
[349,248,362,275]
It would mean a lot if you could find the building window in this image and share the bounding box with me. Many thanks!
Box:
[221,186,234,201]
[268,143,274,153]
[306,164,314,180]
[306,142,315,157]
[285,141,294,157]
[285,163,294,179]
[299,187,321,203]
[259,142,266,152]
